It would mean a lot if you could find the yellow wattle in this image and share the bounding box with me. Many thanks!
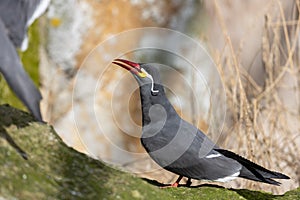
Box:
[138,72,147,78]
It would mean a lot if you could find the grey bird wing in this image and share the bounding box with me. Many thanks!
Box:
[215,148,290,185]
[165,120,242,181]
[0,19,42,121]
[0,0,50,50]
[144,118,242,181]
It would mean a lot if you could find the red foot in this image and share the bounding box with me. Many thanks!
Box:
[160,182,179,188]
[171,182,179,187]
[160,175,183,188]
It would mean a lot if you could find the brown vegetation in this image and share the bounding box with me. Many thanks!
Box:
[206,0,300,194]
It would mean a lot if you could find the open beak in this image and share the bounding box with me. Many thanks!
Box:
[113,59,147,78]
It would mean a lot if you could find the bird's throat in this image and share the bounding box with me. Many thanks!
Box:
[139,84,177,126]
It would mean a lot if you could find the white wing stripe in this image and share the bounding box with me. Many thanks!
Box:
[214,171,240,182]
[205,153,222,158]
[27,0,51,26]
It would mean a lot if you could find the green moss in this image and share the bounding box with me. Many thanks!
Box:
[275,188,300,200]
[0,105,299,199]
[0,20,40,111]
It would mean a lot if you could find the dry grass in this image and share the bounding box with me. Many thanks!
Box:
[210,0,300,194]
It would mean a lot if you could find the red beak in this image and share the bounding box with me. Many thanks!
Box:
[112,59,141,75]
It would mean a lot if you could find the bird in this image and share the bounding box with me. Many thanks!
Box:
[0,0,50,121]
[112,58,290,187]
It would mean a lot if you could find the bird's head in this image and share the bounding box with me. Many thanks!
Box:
[113,59,162,96]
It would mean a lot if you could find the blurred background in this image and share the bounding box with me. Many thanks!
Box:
[0,0,299,195]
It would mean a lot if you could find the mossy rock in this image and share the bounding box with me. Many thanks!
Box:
[0,104,299,199]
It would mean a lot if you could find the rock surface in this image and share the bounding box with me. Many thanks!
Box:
[0,104,299,199]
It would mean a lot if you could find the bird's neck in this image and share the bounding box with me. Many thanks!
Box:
[139,84,178,126]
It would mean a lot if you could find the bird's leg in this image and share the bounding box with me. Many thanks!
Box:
[160,175,183,188]
[171,175,183,187]
[186,178,192,187]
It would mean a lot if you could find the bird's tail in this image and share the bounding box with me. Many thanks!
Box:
[215,149,290,185]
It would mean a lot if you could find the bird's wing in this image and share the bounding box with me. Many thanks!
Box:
[143,118,242,181]
[0,19,42,121]
[163,121,242,181]
[215,149,290,185]
[164,150,242,181]
[26,0,51,27]
[0,0,27,48]
[0,0,50,51]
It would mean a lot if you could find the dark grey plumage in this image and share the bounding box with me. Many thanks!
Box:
[0,0,50,121]
[113,59,290,187]
[0,0,50,50]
